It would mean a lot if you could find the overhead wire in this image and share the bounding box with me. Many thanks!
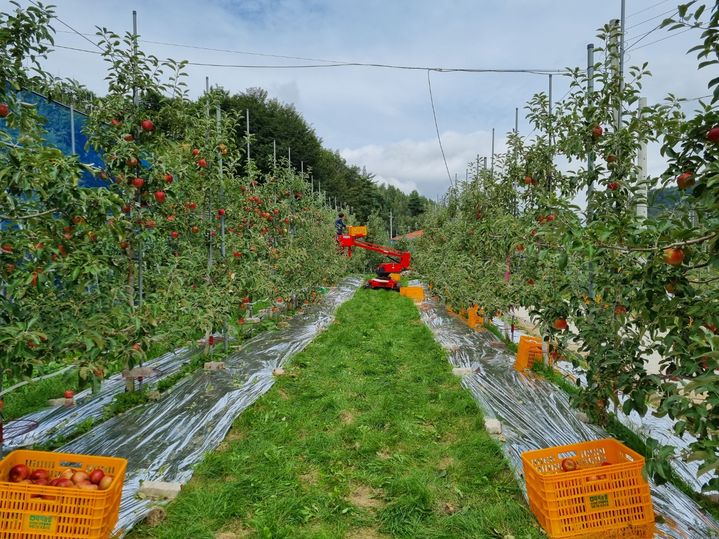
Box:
[630,27,694,51]
[625,7,678,30]
[426,70,453,187]
[627,0,673,18]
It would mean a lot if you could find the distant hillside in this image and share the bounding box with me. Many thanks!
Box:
[648,186,682,218]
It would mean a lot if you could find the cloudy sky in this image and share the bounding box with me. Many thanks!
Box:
[9,0,708,198]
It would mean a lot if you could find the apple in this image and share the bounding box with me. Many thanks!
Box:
[238,318,245,325]
[64,390,74,399]
[144,219,156,229]
[663,248,684,266]
[188,202,197,210]
[218,143,228,155]
[123,133,134,142]
[9,464,29,482]
[60,468,75,480]
[676,171,694,190]
[192,148,200,156]
[98,475,113,490]
[71,471,89,485]
[78,482,98,490]
[210,231,216,237]
[127,156,139,167]
[171,231,179,239]
[553,318,569,331]
[606,154,616,163]
[197,158,208,168]
[164,173,174,184]
[132,177,145,189]
[5,263,15,274]
[0,103,10,117]
[218,208,226,216]
[141,119,154,131]
[154,191,166,204]
[111,118,121,127]
[516,243,525,252]
[88,469,105,485]
[592,125,603,138]
[614,305,627,316]
[607,182,620,191]
[1,243,12,254]
[523,175,534,185]
[131,343,142,352]
[233,251,242,258]
[166,214,176,222]
[54,478,74,488]
[707,126,719,143]
[121,204,131,214]
[191,226,200,234]
[119,240,129,250]
[546,214,555,222]
[208,335,215,346]
[561,458,578,472]
[242,296,251,304]
[527,278,535,285]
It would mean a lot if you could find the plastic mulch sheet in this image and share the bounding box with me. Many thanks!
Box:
[55,276,360,536]
[3,348,194,451]
[418,293,719,539]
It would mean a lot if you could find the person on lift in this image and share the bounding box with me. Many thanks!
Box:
[335,212,347,237]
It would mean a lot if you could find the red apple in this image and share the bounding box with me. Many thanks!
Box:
[131,343,142,352]
[8,464,29,482]
[546,214,555,222]
[54,478,74,488]
[121,204,131,214]
[676,171,694,190]
[523,175,534,185]
[218,208,225,216]
[606,154,616,163]
[607,182,620,191]
[141,119,154,131]
[164,173,174,184]
[614,305,627,316]
[188,202,197,210]
[516,244,525,252]
[127,156,139,167]
[88,469,105,485]
[197,158,208,168]
[154,190,167,204]
[60,468,75,480]
[707,126,719,143]
[111,118,121,127]
[592,125,603,138]
[0,103,10,117]
[171,231,179,239]
[663,248,684,266]
[166,214,176,222]
[553,318,569,331]
[191,226,200,234]
[233,251,242,258]
[192,148,200,156]
[123,133,134,142]
[132,177,145,189]
[64,390,74,399]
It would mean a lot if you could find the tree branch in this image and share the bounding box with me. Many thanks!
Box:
[0,208,58,220]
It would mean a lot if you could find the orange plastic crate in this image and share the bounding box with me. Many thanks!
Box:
[514,335,543,371]
[0,450,127,539]
[522,439,654,538]
[400,286,424,302]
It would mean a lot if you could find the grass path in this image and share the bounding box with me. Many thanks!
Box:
[129,289,543,539]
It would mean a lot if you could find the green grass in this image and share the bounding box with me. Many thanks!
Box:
[3,368,79,421]
[128,289,544,539]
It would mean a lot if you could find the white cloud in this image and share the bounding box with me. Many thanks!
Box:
[341,130,505,198]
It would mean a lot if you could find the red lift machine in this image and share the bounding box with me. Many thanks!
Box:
[337,226,411,290]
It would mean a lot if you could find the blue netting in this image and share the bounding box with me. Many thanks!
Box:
[1,90,105,188]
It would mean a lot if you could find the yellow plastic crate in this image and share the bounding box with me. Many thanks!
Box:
[522,439,654,538]
[400,286,424,302]
[389,273,401,281]
[0,450,127,538]
[347,226,367,238]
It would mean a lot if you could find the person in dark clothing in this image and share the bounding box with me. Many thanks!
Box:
[335,213,347,236]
